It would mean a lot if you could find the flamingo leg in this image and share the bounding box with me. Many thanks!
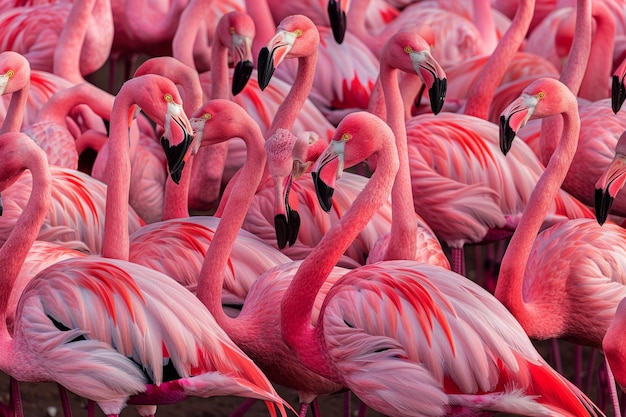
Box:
[9,378,22,417]
[605,356,622,417]
[298,401,310,417]
[342,391,351,417]
[229,398,257,417]
[57,385,73,417]
[450,247,466,276]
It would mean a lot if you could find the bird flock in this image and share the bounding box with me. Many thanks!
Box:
[1,0,626,417]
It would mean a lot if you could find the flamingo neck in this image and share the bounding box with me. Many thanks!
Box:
[464,0,535,119]
[0,143,51,327]
[281,133,399,380]
[245,0,276,61]
[578,1,615,101]
[380,64,417,261]
[496,105,580,331]
[0,82,29,134]
[39,83,114,125]
[171,0,206,70]
[195,121,267,332]
[266,53,318,138]
[472,0,498,53]
[540,0,591,166]
[101,92,133,260]
[53,0,97,84]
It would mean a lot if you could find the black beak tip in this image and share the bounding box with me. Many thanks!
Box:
[287,209,301,247]
[161,133,193,183]
[257,47,275,91]
[327,0,347,44]
[611,75,626,114]
[499,115,515,155]
[594,187,613,225]
[274,214,289,249]
[428,77,447,115]
[0,193,3,216]
[311,171,334,213]
[232,60,254,96]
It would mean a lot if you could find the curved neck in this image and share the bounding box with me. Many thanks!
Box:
[194,121,267,332]
[53,0,97,83]
[0,141,51,323]
[266,53,318,138]
[1,81,29,134]
[101,92,133,260]
[578,1,615,102]
[472,0,498,53]
[464,0,535,119]
[281,134,398,380]
[171,0,206,70]
[210,31,231,100]
[380,64,417,260]
[245,0,275,61]
[496,105,580,329]
[539,0,591,166]
[38,83,114,125]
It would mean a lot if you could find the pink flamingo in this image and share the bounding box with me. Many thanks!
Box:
[279,110,600,417]
[498,77,626,415]
[0,51,30,134]
[0,0,113,80]
[0,130,289,417]
[192,108,347,417]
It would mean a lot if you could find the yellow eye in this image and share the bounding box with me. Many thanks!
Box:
[537,91,546,99]
[229,27,236,34]
[6,69,14,78]
[164,93,173,103]
[342,133,352,141]
[294,29,303,37]
[203,113,211,120]
[404,46,412,54]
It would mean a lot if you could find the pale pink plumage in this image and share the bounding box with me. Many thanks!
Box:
[279,111,600,417]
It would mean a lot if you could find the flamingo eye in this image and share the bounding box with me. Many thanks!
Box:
[294,29,302,37]
[230,27,236,34]
[404,46,413,54]
[164,93,173,103]
[341,133,352,141]
[203,113,211,120]
[5,70,14,78]
[537,91,546,99]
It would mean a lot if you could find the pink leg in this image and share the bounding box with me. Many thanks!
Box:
[450,247,466,277]
[604,356,622,417]
[549,338,563,375]
[298,401,310,417]
[356,399,369,417]
[9,378,22,417]
[229,398,257,417]
[57,385,73,417]
[342,391,351,417]
[88,400,96,417]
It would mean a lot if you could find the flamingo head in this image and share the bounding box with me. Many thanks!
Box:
[0,51,30,95]
[266,128,305,249]
[594,130,626,225]
[219,11,255,96]
[384,29,447,114]
[257,15,319,90]
[327,0,350,44]
[498,88,544,155]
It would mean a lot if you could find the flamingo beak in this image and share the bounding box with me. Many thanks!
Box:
[327,0,348,44]
[0,74,9,95]
[160,101,195,184]
[231,33,254,96]
[411,50,447,115]
[273,173,301,249]
[0,193,3,216]
[311,139,345,212]
[498,94,537,155]
[258,30,297,90]
[611,74,626,114]
[594,153,626,225]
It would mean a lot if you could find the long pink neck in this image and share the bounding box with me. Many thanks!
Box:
[495,99,580,330]
[539,0,591,166]
[0,140,51,326]
[194,119,267,336]
[171,0,207,71]
[578,1,615,102]
[281,133,398,381]
[101,91,133,260]
[464,0,535,119]
[380,63,417,260]
[245,0,276,61]
[1,81,29,134]
[38,83,114,125]
[472,0,498,53]
[53,0,96,84]
[266,53,318,138]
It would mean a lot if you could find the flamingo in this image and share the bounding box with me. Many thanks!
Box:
[0,130,289,417]
[612,57,626,113]
[279,110,601,417]
[0,51,30,134]
[498,77,626,415]
[191,106,347,417]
